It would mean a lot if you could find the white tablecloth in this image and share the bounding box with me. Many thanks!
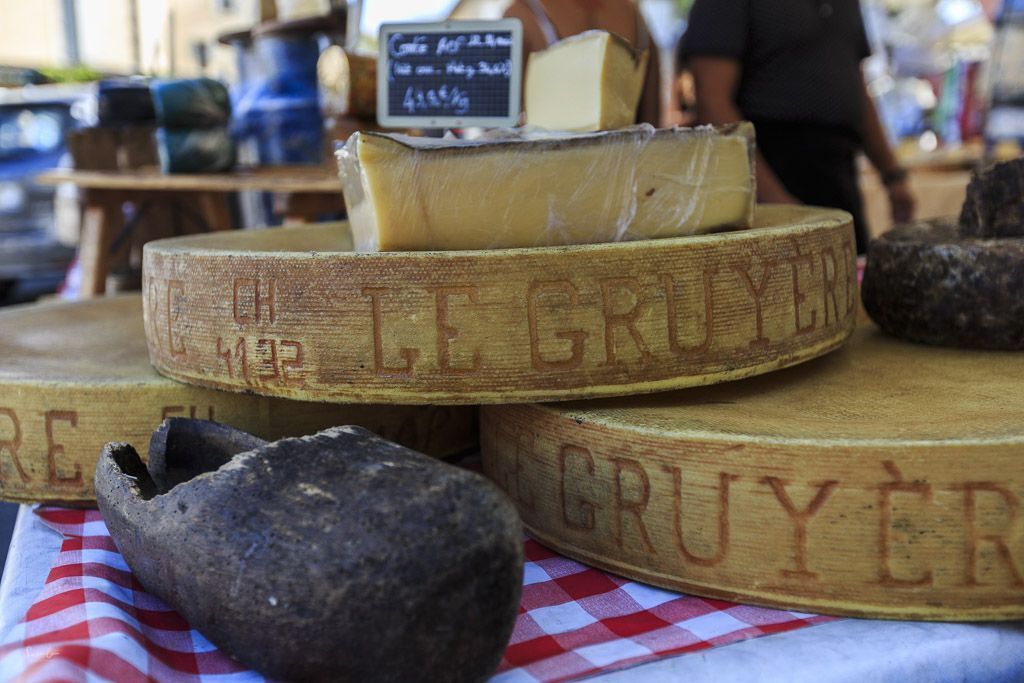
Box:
[2,505,1023,683]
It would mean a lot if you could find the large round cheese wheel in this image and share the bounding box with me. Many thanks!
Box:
[481,316,1024,620]
[0,296,477,504]
[143,205,857,404]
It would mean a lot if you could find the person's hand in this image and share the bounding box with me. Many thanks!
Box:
[886,178,915,224]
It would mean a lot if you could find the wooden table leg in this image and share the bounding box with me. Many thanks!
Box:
[128,192,177,269]
[77,190,122,298]
[196,192,234,231]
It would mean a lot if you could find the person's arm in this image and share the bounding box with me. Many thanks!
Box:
[638,39,662,126]
[503,1,548,124]
[503,1,548,56]
[688,55,798,204]
[636,12,662,127]
[859,76,915,224]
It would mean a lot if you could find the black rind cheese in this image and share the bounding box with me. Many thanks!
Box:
[959,158,1024,238]
[95,420,524,683]
[862,219,1024,350]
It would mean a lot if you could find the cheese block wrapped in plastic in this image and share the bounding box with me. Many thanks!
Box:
[336,123,755,251]
[526,30,647,132]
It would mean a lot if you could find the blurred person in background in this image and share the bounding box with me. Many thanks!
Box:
[504,0,662,127]
[679,0,915,253]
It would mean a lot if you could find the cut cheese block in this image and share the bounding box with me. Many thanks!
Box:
[336,123,755,252]
[481,316,1024,620]
[142,207,855,405]
[0,296,478,504]
[525,30,647,132]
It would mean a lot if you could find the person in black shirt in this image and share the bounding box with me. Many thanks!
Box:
[679,0,914,253]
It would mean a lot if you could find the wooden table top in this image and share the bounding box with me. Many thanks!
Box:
[37,165,342,193]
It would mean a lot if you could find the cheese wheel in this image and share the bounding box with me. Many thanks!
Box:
[143,205,857,405]
[959,157,1024,238]
[0,296,477,504]
[480,317,1024,620]
[863,159,1024,350]
[862,219,1024,350]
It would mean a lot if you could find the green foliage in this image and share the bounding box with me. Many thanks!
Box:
[36,65,103,84]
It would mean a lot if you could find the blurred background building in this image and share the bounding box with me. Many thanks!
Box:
[0,0,1010,149]
[0,0,264,81]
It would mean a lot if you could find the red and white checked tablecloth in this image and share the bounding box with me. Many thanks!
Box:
[0,508,832,682]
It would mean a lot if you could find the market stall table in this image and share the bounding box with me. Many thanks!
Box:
[1,505,1023,682]
[36,166,344,297]
[859,145,982,239]
[861,166,971,239]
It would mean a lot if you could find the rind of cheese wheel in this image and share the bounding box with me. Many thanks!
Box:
[525,30,647,132]
[336,123,755,252]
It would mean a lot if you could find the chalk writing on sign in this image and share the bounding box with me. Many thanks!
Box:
[378,20,522,127]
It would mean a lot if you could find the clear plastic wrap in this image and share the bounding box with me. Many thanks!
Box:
[336,123,756,252]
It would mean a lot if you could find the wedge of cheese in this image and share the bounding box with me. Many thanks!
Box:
[526,30,647,132]
[336,123,756,252]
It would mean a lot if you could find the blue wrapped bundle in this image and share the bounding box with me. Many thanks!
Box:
[250,96,322,164]
[255,34,320,97]
[97,78,155,126]
[156,127,236,173]
[151,78,232,128]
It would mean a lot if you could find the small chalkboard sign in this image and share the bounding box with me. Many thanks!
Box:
[377,20,523,129]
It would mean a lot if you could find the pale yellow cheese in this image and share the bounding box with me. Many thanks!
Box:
[336,123,755,251]
[525,30,647,132]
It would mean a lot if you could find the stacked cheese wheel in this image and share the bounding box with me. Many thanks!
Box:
[862,159,1024,350]
[0,296,478,504]
[139,170,1024,620]
[10,42,1023,623]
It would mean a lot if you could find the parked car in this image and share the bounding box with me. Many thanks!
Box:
[0,83,86,304]
[0,66,49,88]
